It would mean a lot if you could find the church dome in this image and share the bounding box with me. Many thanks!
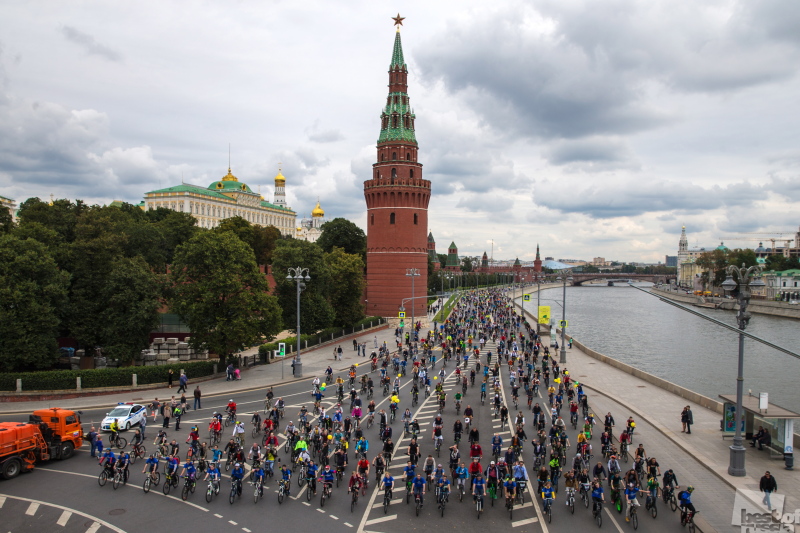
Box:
[275,170,286,184]
[716,241,729,251]
[311,201,324,217]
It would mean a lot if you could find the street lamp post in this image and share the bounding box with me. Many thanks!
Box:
[406,268,421,341]
[556,269,573,364]
[536,274,542,336]
[721,263,765,477]
[286,266,311,378]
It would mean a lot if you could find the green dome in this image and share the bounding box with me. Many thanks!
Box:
[209,180,254,193]
[716,241,729,251]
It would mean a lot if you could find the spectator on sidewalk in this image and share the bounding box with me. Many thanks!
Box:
[684,406,693,434]
[177,372,188,393]
[759,471,777,511]
[226,363,234,381]
[374,335,378,349]
[337,345,343,361]
[167,369,174,388]
[353,339,358,351]
[194,386,202,410]
[291,357,297,376]
[87,427,98,457]
[150,398,160,421]
[681,407,689,433]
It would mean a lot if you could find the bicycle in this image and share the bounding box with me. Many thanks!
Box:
[593,500,604,527]
[366,413,374,429]
[475,494,484,518]
[110,433,127,450]
[630,500,639,529]
[611,487,624,514]
[662,485,678,512]
[415,492,422,517]
[296,462,308,487]
[98,465,112,487]
[580,482,591,508]
[205,478,220,503]
[566,487,575,514]
[435,438,442,457]
[162,470,179,495]
[438,488,449,517]
[225,412,236,428]
[320,481,333,507]
[251,423,261,439]
[383,488,392,514]
[350,483,360,512]
[181,475,196,501]
[680,508,697,533]
[229,478,242,504]
[264,397,272,413]
[412,390,419,406]
[112,467,124,490]
[209,429,221,446]
[142,470,161,493]
[480,391,486,405]
[130,443,146,463]
[506,494,514,520]
[251,478,264,503]
[543,497,553,523]
[645,492,658,518]
[276,478,289,504]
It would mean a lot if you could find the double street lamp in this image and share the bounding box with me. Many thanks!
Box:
[286,266,310,379]
[555,269,573,364]
[721,263,765,477]
[406,268,421,338]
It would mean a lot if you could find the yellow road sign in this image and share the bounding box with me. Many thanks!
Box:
[559,320,569,328]
[538,306,550,325]
[399,311,406,319]
[523,294,531,301]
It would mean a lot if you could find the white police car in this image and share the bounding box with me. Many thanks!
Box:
[101,403,146,431]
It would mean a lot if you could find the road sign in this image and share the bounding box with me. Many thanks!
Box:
[398,311,406,319]
[523,294,531,301]
[538,306,550,325]
[278,342,286,357]
[559,320,569,328]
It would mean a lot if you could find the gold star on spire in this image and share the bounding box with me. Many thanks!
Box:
[392,13,405,28]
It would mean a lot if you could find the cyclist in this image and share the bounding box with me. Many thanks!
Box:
[232,421,245,445]
[407,438,420,465]
[226,399,237,419]
[117,451,131,483]
[230,462,245,496]
[180,459,197,489]
[306,460,319,495]
[403,460,416,488]
[591,478,606,514]
[504,476,517,506]
[320,464,336,494]
[99,448,116,474]
[382,470,395,499]
[355,436,369,459]
[141,453,159,478]
[491,433,503,457]
[166,453,180,479]
[204,461,221,490]
[564,469,578,506]
[678,485,696,515]
[464,404,474,425]
[436,475,451,509]
[131,429,144,449]
[109,418,120,445]
[209,416,222,440]
[485,460,501,495]
[624,482,641,522]
[541,480,556,509]
[472,471,486,506]
[412,473,426,507]
[279,463,292,496]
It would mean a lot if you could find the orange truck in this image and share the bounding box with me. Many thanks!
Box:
[0,407,83,480]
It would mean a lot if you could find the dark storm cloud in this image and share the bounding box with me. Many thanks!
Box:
[61,26,122,62]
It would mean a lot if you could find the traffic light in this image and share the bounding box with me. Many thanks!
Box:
[278,342,286,357]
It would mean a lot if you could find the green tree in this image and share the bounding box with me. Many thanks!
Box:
[0,205,13,234]
[315,218,366,258]
[695,249,730,288]
[272,239,334,333]
[324,247,366,327]
[461,257,474,272]
[216,216,255,248]
[252,225,282,265]
[0,234,70,371]
[170,231,283,358]
[17,197,88,245]
[437,253,447,268]
[765,254,800,272]
[100,256,163,363]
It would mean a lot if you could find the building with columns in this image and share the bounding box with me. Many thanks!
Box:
[142,167,296,235]
[363,20,431,317]
[0,195,16,222]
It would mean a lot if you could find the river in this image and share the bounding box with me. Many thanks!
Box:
[522,283,800,413]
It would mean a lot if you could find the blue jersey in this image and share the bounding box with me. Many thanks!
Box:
[280,468,292,481]
[455,467,468,479]
[542,487,555,499]
[382,475,395,488]
[183,463,196,476]
[321,469,336,482]
[592,486,605,499]
[403,465,416,479]
[231,467,244,480]
[307,464,318,478]
[504,480,518,492]
[207,467,220,479]
[412,477,426,491]
[211,449,223,462]
[473,478,486,495]
[145,457,158,470]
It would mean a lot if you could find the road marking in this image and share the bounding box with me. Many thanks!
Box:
[242,529,252,532]
[214,514,223,518]
[57,510,72,526]
[364,514,397,525]
[85,523,101,533]
[512,517,539,527]
[371,498,402,508]
[605,507,626,533]
[330,515,339,520]
[317,508,326,513]
[228,520,238,526]
[303,501,311,506]
[0,496,4,508]
[25,503,39,516]
[343,522,353,527]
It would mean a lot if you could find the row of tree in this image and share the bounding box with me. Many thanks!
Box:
[0,200,366,372]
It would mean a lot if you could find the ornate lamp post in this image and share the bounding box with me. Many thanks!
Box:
[721,263,765,476]
[555,269,573,364]
[406,268,421,339]
[286,266,310,378]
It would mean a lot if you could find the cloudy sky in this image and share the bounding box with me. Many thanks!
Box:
[1,0,799,262]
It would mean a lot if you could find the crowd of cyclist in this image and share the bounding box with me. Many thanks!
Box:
[94,287,698,527]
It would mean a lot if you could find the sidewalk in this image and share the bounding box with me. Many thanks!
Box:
[0,321,406,415]
[507,285,799,526]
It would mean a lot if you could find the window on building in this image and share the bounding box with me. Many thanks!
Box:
[406,153,410,161]
[414,213,418,225]
[390,212,395,224]
[410,169,414,179]
[392,152,397,160]
[371,214,374,225]
[391,168,397,179]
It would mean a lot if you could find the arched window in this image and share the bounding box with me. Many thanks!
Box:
[391,168,397,179]
[406,153,411,161]
[371,214,375,225]
[410,169,414,179]
[392,152,397,160]
[390,212,395,224]
[381,154,386,162]
[414,213,418,225]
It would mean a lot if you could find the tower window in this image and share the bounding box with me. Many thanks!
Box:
[414,213,418,225]
[410,169,414,179]
[391,168,397,179]
[392,152,397,160]
[406,153,410,161]
[381,154,385,162]
[390,212,395,224]
[371,214,374,225]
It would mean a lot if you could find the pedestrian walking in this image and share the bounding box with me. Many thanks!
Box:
[374,335,378,349]
[193,386,202,410]
[337,345,343,361]
[139,413,146,438]
[179,393,187,411]
[177,372,188,393]
[759,471,777,510]
[87,427,98,457]
[167,369,174,388]
[150,398,160,421]
[685,406,694,434]
[291,357,296,376]
[162,405,171,428]
[94,435,104,456]
[681,407,689,432]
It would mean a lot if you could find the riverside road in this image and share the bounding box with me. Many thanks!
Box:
[0,292,734,533]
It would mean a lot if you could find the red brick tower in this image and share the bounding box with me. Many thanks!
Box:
[363,21,431,317]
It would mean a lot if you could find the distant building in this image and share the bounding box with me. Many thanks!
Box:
[295,200,325,243]
[760,269,800,301]
[665,255,678,267]
[143,167,296,235]
[0,195,16,222]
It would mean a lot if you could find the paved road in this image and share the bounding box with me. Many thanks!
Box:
[2,332,728,533]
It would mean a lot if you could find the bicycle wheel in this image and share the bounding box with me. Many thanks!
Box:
[254,485,260,504]
[384,495,390,514]
[163,477,172,495]
[307,484,313,501]
[153,472,161,486]
[206,484,213,503]
[229,486,236,505]
[688,521,695,533]
[252,427,258,439]
[547,504,552,523]
[670,495,678,512]
[632,511,638,530]
[320,491,326,507]
[596,511,603,527]
[143,477,151,493]
[182,484,189,501]
[116,437,127,449]
[651,504,657,519]
[278,485,285,504]
[442,500,446,517]
[112,472,121,490]
[351,494,356,513]
[583,491,590,508]
[416,498,420,516]
[98,470,108,487]
[298,472,306,487]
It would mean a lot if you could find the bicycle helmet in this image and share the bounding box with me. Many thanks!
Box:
[234,463,240,467]
[229,399,233,402]
[687,486,694,492]
[490,461,495,465]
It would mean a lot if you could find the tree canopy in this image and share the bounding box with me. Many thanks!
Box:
[315,218,366,258]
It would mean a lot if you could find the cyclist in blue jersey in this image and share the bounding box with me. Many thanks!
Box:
[382,471,395,498]
[412,473,426,507]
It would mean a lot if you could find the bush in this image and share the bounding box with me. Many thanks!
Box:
[0,361,219,392]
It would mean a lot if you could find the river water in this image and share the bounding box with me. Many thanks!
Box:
[524,283,800,413]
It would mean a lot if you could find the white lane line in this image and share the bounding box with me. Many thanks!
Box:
[214,514,223,518]
[303,501,311,506]
[25,502,39,516]
[86,523,101,533]
[364,514,397,525]
[371,498,403,508]
[317,508,326,513]
[330,515,340,520]
[605,506,626,533]
[56,510,72,526]
[344,522,353,527]
[228,520,238,526]
[512,517,539,527]
[243,529,252,533]
[0,496,4,508]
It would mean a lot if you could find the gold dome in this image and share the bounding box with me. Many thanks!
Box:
[221,168,238,182]
[311,200,324,217]
[274,171,286,184]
